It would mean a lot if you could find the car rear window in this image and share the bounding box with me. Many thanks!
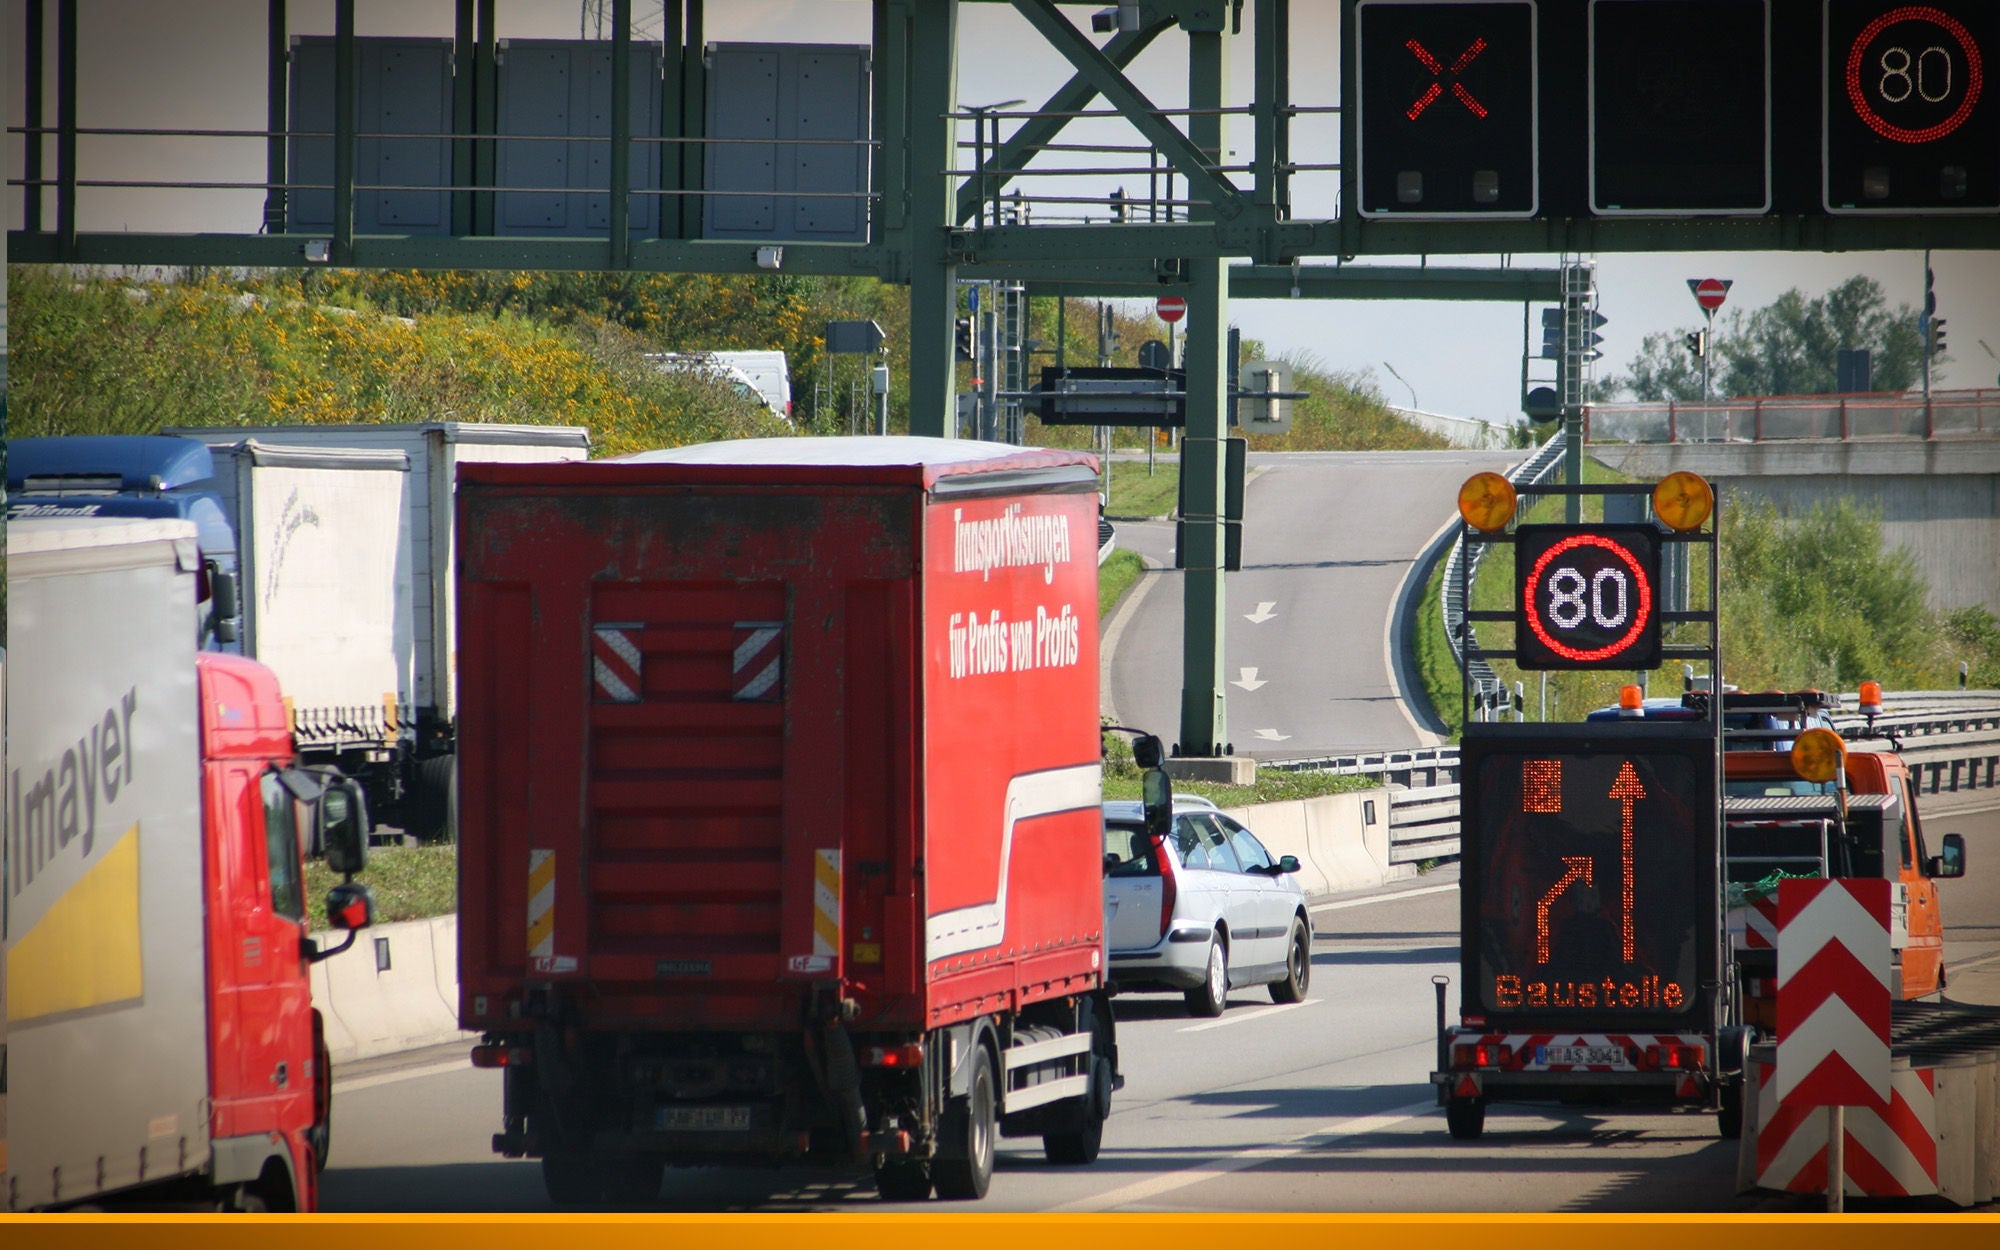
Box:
[1104,821,1159,877]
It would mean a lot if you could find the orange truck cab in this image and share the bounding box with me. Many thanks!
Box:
[1719,689,1967,1035]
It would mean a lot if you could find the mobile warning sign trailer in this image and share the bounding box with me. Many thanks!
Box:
[1432,470,1739,1139]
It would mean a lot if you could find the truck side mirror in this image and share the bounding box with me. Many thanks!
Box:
[1141,766,1173,841]
[1929,833,1966,880]
[326,880,376,931]
[1132,733,1164,770]
[320,778,371,876]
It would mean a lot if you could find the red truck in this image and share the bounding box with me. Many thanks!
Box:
[3,516,375,1212]
[455,437,1147,1204]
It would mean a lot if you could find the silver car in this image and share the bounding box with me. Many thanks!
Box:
[1101,798,1313,1016]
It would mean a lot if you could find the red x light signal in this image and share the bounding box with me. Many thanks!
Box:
[1403,37,1490,120]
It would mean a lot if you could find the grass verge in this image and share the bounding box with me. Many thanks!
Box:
[1098,547,1145,620]
[306,844,457,928]
[1105,457,1179,518]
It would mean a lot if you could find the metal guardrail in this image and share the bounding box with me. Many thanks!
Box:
[1440,431,1567,713]
[1276,693,2000,864]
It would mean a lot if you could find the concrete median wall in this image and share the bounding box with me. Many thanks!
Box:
[311,791,1402,1065]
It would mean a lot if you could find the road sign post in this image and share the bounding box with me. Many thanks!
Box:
[1688,278,1731,424]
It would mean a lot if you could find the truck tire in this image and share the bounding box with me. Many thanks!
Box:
[541,1149,598,1207]
[1042,1051,1112,1165]
[933,1046,996,1200]
[409,754,456,844]
[1445,1097,1486,1141]
[873,1159,934,1201]
[1184,934,1228,1017]
[1269,916,1311,1004]
[1716,1079,1744,1140]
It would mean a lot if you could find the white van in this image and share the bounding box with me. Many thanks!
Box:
[709,350,792,421]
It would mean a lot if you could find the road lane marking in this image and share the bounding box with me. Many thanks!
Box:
[1177,999,1321,1033]
[1232,667,1268,691]
[1253,728,1292,741]
[337,1058,474,1094]
[1055,1098,1436,1212]
[1245,602,1278,623]
[1312,881,1458,912]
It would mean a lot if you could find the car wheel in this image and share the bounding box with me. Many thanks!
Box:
[1445,1097,1486,1141]
[1184,933,1228,1017]
[1269,916,1310,1004]
[933,1046,996,1200]
[874,1159,934,1201]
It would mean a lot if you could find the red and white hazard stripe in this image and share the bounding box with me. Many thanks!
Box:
[1755,1059,1939,1197]
[1455,1031,1709,1075]
[733,621,783,702]
[1728,895,1780,951]
[1775,878,1891,1108]
[593,623,643,703]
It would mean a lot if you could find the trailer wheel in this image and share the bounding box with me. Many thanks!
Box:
[1184,934,1228,1017]
[409,754,456,844]
[1445,1097,1486,1141]
[873,1159,934,1202]
[934,1046,996,1200]
[1716,1079,1744,1140]
[541,1149,598,1207]
[1269,916,1311,1004]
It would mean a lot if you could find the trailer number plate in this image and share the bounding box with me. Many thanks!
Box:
[657,1105,752,1132]
[1534,1044,1625,1067]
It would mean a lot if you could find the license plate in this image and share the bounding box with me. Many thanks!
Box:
[1535,1044,1625,1067]
[656,1105,752,1132]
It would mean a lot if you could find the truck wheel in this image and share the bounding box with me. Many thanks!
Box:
[599,1154,663,1207]
[933,1046,997,1200]
[1716,1080,1744,1140]
[1269,917,1311,1004]
[541,1149,598,1207]
[409,754,456,844]
[1445,1097,1486,1141]
[873,1159,934,1201]
[1184,935,1228,1017]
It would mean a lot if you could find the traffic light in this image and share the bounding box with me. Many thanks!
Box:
[1684,329,1708,359]
[1579,309,1607,363]
[1930,317,1948,357]
[1353,0,1538,217]
[1539,308,1562,361]
[955,317,974,362]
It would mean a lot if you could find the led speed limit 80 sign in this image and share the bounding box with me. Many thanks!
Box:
[1825,1,2000,211]
[1515,524,1662,670]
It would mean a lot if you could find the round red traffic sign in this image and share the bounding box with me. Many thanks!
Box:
[1156,295,1187,324]
[1691,278,1730,313]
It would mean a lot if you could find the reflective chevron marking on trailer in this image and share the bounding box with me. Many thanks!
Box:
[1776,878,1891,1108]
[1728,894,1780,950]
[527,849,556,960]
[1460,1031,1709,1073]
[813,849,840,961]
[1755,1059,1941,1198]
[733,621,784,701]
[592,623,643,703]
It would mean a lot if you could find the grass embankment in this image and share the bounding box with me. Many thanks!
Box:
[1103,457,1180,518]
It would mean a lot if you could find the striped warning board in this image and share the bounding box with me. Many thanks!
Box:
[528,848,556,961]
[733,621,784,701]
[1776,877,1891,1108]
[592,623,643,703]
[1728,894,1780,950]
[1755,1056,1940,1197]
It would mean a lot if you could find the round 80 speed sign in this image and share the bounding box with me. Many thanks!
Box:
[1514,524,1663,670]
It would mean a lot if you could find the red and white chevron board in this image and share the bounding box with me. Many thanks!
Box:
[1727,895,1779,951]
[1775,877,1890,1108]
[1755,1058,1939,1197]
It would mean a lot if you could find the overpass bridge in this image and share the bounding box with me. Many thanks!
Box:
[1583,390,2000,615]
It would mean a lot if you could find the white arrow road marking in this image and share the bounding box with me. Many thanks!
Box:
[1232,667,1267,691]
[1253,728,1291,742]
[1244,601,1278,623]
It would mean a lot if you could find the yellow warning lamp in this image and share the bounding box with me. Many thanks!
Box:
[1617,684,1645,718]
[1457,472,1517,532]
[1790,726,1847,784]
[1652,471,1714,532]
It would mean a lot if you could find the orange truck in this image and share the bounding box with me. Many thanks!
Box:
[1720,687,1967,1037]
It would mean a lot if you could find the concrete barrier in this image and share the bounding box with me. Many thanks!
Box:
[1220,787,1396,899]
[312,916,475,1065]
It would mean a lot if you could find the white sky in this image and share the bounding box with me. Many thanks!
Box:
[6,0,1997,423]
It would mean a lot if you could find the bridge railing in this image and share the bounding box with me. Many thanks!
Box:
[1584,389,2000,445]
[1272,693,2000,863]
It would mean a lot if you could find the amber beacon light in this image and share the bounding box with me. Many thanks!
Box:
[1652,471,1713,532]
[1458,471,1518,531]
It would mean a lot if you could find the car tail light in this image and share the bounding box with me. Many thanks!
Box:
[1451,1042,1510,1068]
[470,1043,532,1069]
[1153,835,1178,940]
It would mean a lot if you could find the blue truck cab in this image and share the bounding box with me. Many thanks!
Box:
[7,435,243,648]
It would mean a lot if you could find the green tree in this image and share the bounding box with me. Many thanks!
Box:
[1608,276,1925,401]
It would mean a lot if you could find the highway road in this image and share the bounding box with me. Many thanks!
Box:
[1104,449,1525,760]
[319,807,2000,1214]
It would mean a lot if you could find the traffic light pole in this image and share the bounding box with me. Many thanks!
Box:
[1560,260,1596,524]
